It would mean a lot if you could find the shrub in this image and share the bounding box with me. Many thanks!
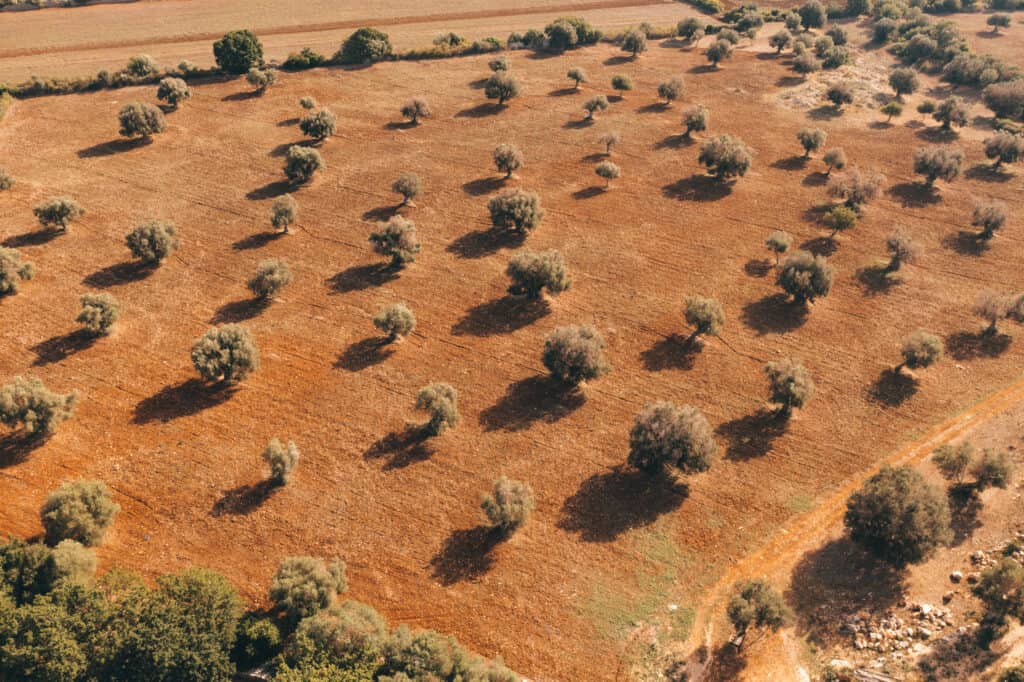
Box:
[799,0,827,28]
[1000,668,1024,682]
[0,247,34,295]
[822,46,850,69]
[657,77,684,104]
[284,48,327,70]
[826,25,848,45]
[567,67,587,87]
[798,127,827,157]
[975,289,1014,334]
[34,196,85,232]
[493,143,523,178]
[874,17,899,43]
[677,17,705,41]
[488,189,543,233]
[933,442,974,482]
[287,600,387,668]
[246,67,277,94]
[542,325,609,386]
[718,28,741,45]
[119,102,166,138]
[793,52,822,76]
[727,580,789,646]
[628,402,717,474]
[823,205,857,237]
[914,146,964,186]
[974,449,1012,491]
[784,11,802,32]
[233,614,282,671]
[682,105,709,137]
[263,439,299,485]
[814,36,834,58]
[988,13,1012,32]
[51,539,97,585]
[392,172,421,206]
[284,145,324,184]
[0,169,11,191]
[971,201,1006,241]
[917,99,936,115]
[271,194,297,232]
[684,295,725,341]
[124,53,160,79]
[583,94,609,120]
[0,376,76,437]
[765,230,792,263]
[214,30,264,74]
[984,131,1023,169]
[983,81,1024,119]
[827,168,885,208]
[481,477,534,532]
[770,29,792,53]
[902,33,937,64]
[40,480,119,547]
[933,96,969,130]
[299,97,317,110]
[826,83,853,109]
[611,74,633,94]
[764,358,814,416]
[488,55,509,72]
[369,216,421,267]
[622,29,647,57]
[822,147,846,174]
[77,293,120,336]
[889,67,919,98]
[373,303,416,340]
[248,258,292,300]
[270,556,347,625]
[698,134,752,180]
[595,160,620,187]
[416,383,459,436]
[844,465,952,565]
[880,101,904,121]
[777,250,833,303]
[156,77,190,109]
[975,558,1024,625]
[599,131,621,154]
[506,250,570,299]
[126,220,178,264]
[898,330,942,373]
[484,73,519,104]
[299,108,336,141]
[434,32,466,48]
[337,27,393,64]
[706,39,735,67]
[400,97,431,124]
[886,227,922,271]
[191,324,260,383]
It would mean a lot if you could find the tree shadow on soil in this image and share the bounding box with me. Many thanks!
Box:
[662,174,732,202]
[30,329,98,366]
[772,155,809,171]
[277,117,300,127]
[636,102,669,114]
[787,537,907,647]
[429,525,504,585]
[654,133,694,150]
[740,293,808,335]
[0,433,48,468]
[744,258,773,278]
[942,230,988,256]
[558,467,689,542]
[800,235,838,257]
[949,484,982,546]
[325,263,398,293]
[210,297,268,324]
[462,176,506,197]
[572,186,605,199]
[716,409,789,460]
[384,120,417,130]
[563,118,596,129]
[2,228,61,248]
[446,227,525,259]
[452,296,549,336]
[246,179,293,201]
[965,164,1011,183]
[945,331,1012,361]
[916,126,958,143]
[77,137,152,158]
[133,379,237,424]
[802,171,829,187]
[704,643,748,681]
[223,90,260,101]
[362,204,400,221]
[856,265,900,296]
[232,231,285,250]
[211,479,278,516]
[808,105,842,121]
[640,334,699,371]
[479,375,585,432]
[887,182,941,208]
[548,87,579,97]
[455,102,504,118]
[335,337,393,371]
[363,424,435,470]
[868,368,918,407]
[82,260,154,288]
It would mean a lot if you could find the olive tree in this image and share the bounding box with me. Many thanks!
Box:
[493,143,523,178]
[765,230,792,264]
[34,197,84,232]
[827,167,885,209]
[248,258,292,300]
[246,67,277,94]
[271,194,297,232]
[984,131,1023,170]
[683,295,724,343]
[677,17,704,42]
[263,439,299,485]
[777,250,833,304]
[488,189,543,234]
[933,96,969,130]
[369,216,421,267]
[156,77,191,109]
[0,247,34,295]
[727,580,789,648]
[484,73,520,105]
[40,480,120,547]
[126,220,178,265]
[599,131,621,155]
[77,293,120,336]
[799,0,826,29]
[933,442,974,483]
[682,105,708,138]
[797,127,826,158]
[698,134,752,180]
[337,27,393,64]
[567,67,587,88]
[299,108,336,141]
[706,39,734,67]
[416,383,459,436]
[611,74,633,96]
[595,160,620,188]
[988,13,1012,33]
[793,53,822,77]
[488,55,509,72]
[913,146,964,187]
[299,96,316,110]
[373,303,416,341]
[392,172,421,207]
[0,169,12,191]
[191,324,260,383]
[881,101,904,122]
[885,227,922,271]
[627,402,717,474]
[480,477,534,533]
[622,29,647,57]
[284,145,324,184]
[119,102,167,139]
[769,29,792,53]
[972,201,1006,240]
[125,54,160,78]
[583,94,609,120]
[764,358,814,416]
[0,375,76,437]
[974,289,1013,335]
[889,67,919,98]
[823,205,857,237]
[974,449,1012,491]
[400,97,431,125]
[822,147,846,175]
[826,83,853,110]
[657,77,684,104]
[897,330,942,373]
[269,556,346,625]
[506,250,570,299]
[542,325,609,386]
[213,30,263,74]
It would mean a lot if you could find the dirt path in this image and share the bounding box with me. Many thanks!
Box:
[688,374,1024,679]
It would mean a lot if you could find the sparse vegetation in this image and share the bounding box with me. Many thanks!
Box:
[727,580,789,648]
[191,324,260,383]
[0,375,76,437]
[126,220,178,265]
[885,227,922,271]
[934,441,974,483]
[583,95,609,120]
[0,169,12,191]
[827,167,885,209]
[400,97,431,125]
[657,77,683,104]
[683,296,725,342]
[974,289,1014,335]
[826,83,853,110]
[416,383,459,435]
[984,131,1023,170]
[247,258,292,300]
[35,196,84,233]
[567,67,588,88]
[698,134,752,180]
[777,250,833,303]
[40,480,119,547]
[611,74,634,95]
[369,216,421,267]
[481,477,534,532]
[488,189,543,233]
[770,29,792,54]
[493,143,523,178]
[706,39,735,67]
[299,96,316,110]
[264,439,299,485]
[881,101,904,122]
[793,52,822,77]
[488,55,509,72]
[0,247,34,295]
[284,145,324,184]
[628,402,717,474]
[373,303,417,341]
[542,325,609,386]
[889,67,920,99]
[77,293,120,336]
[506,250,571,299]
[682,105,708,138]
[622,29,647,57]
[933,96,969,130]
[765,230,792,263]
[823,148,846,174]
[246,67,277,94]
[823,205,857,237]
[599,131,621,155]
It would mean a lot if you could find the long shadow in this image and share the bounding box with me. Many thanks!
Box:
[454,102,504,118]
[689,64,718,74]
[211,297,268,324]
[888,182,941,208]
[563,118,596,129]
[744,258,772,278]
[363,424,434,470]
[808,105,842,121]
[704,643,748,680]
[325,263,398,293]
[949,484,982,546]
[479,374,585,432]
[558,467,689,542]
[211,479,278,516]
[82,260,154,288]
[0,433,48,468]
[133,379,238,424]
[945,330,1012,361]
[772,155,809,171]
[222,90,259,101]
[716,409,789,460]
[636,102,669,114]
[740,293,808,335]
[640,334,699,371]
[2,229,61,248]
[868,368,918,407]
[787,537,906,647]
[30,329,98,366]
[246,180,293,201]
[362,204,399,221]
[802,171,828,187]
[653,133,693,150]
[548,87,579,97]
[965,164,1011,183]
[452,296,549,336]
[77,137,151,158]
[867,120,894,130]
[581,152,607,163]
[462,176,506,197]
[429,525,504,585]
[662,174,733,202]
[800,236,838,257]
[777,75,804,87]
[856,265,900,296]
[335,336,394,371]
[603,55,631,65]
[916,126,957,142]
[232,231,285,250]
[277,117,300,127]
[468,77,490,89]
[572,186,605,199]
[384,120,417,130]
[942,230,988,257]
[446,227,525,259]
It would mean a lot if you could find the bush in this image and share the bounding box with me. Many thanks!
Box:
[770,29,792,53]
[373,303,416,340]
[917,99,936,115]
[416,383,459,436]
[126,220,178,264]
[542,325,609,386]
[684,295,725,341]
[793,52,822,76]
[914,145,964,186]
[300,108,336,141]
[248,258,292,300]
[889,67,919,97]
[284,145,324,184]
[874,17,899,42]
[764,358,814,416]
[263,439,299,485]
[233,614,282,671]
[798,127,827,157]
[124,53,160,79]
[826,83,853,109]
[51,539,96,585]
[488,55,509,72]
[543,16,601,51]
[718,28,742,45]
[583,94,609,120]
[40,480,119,547]
[270,556,347,625]
[369,216,421,267]
[287,600,387,669]
[156,77,191,109]
[400,97,431,124]
[800,0,827,28]
[622,29,647,57]
[34,196,84,231]
[678,17,705,41]
[271,194,298,232]
[972,200,1007,240]
[488,189,543,233]
[599,131,621,154]
[0,247,34,295]
[898,330,942,373]
[822,147,847,174]
[1000,668,1024,682]
[815,35,834,58]
[975,289,1014,334]
[392,172,421,206]
[777,250,833,303]
[567,66,587,87]
[214,30,264,74]
[657,77,684,104]
[337,27,393,64]
[628,402,717,474]
[826,25,848,45]
[822,46,850,69]
[191,324,260,383]
[698,134,752,180]
[784,11,803,32]
[827,167,885,208]
[595,160,620,187]
[77,293,119,336]
[246,67,277,93]
[974,449,1012,491]
[824,205,857,236]
[0,376,76,437]
[844,465,951,565]
[933,96,969,130]
[481,477,534,532]
[493,143,523,178]
[284,48,327,70]
[886,227,923,271]
[975,558,1024,626]
[682,105,709,137]
[765,230,792,262]
[880,101,904,121]
[506,250,570,299]
[484,73,519,104]
[706,39,735,67]
[0,169,11,191]
[988,13,1012,31]
[118,102,166,138]
[727,580,789,645]
[934,441,974,482]
[984,131,1023,169]
[983,80,1024,119]
[611,74,633,94]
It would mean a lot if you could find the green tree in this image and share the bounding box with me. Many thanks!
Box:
[213,30,264,74]
[40,480,120,547]
[727,579,789,648]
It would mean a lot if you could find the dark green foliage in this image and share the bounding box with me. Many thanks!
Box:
[826,25,848,45]
[823,205,857,236]
[50,541,95,586]
[698,134,752,180]
[119,102,166,138]
[286,600,387,672]
[889,66,919,97]
[913,145,964,185]
[798,127,827,157]
[543,16,601,51]
[944,53,1017,89]
[933,442,974,482]
[769,29,792,53]
[77,293,119,336]
[974,558,1024,622]
[873,18,899,42]
[481,477,534,532]
[727,579,789,645]
[416,383,459,436]
[191,324,260,383]
[658,77,684,103]
[337,27,393,64]
[232,614,281,671]
[933,96,969,129]
[506,250,571,299]
[125,54,160,79]
[622,28,647,57]
[706,39,735,66]
[777,251,833,303]
[628,402,717,474]
[583,94,609,119]
[682,105,708,137]
[542,325,609,386]
[821,45,851,69]
[0,247,34,296]
[213,30,264,74]
[799,0,827,28]
[493,143,523,177]
[283,48,327,70]
[484,72,519,104]
[983,81,1024,119]
[34,196,84,231]
[611,74,633,93]
[918,99,937,115]
[677,17,705,41]
[401,97,431,124]
[0,537,60,605]
[284,145,324,184]
[764,358,814,415]
[40,480,119,547]
[269,556,347,626]
[488,189,543,233]
[299,108,336,141]
[826,83,853,109]
[974,449,1012,491]
[263,439,300,485]
[156,77,191,109]
[881,101,904,121]
[247,258,291,300]
[373,303,416,341]
[126,220,178,265]
[899,330,942,371]
[0,376,76,437]
[984,131,1023,169]
[369,216,421,267]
